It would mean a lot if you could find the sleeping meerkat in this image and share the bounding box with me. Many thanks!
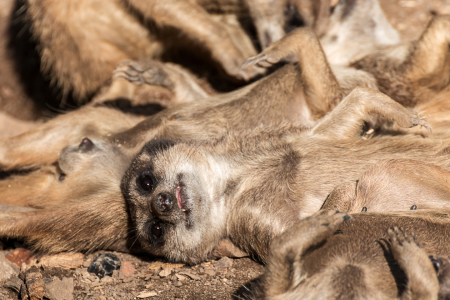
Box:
[251,210,450,300]
[118,86,450,264]
[0,87,436,257]
[19,0,334,105]
[3,3,450,260]
[22,0,267,103]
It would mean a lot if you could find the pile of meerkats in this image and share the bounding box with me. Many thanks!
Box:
[3,0,450,298]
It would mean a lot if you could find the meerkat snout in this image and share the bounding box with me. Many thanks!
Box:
[156,193,173,213]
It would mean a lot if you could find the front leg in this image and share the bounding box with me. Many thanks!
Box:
[242,27,342,118]
[388,227,439,300]
[311,88,430,139]
[260,210,348,297]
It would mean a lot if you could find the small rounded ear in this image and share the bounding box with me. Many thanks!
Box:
[208,239,248,259]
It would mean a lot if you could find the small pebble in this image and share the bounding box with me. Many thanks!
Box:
[137,291,157,298]
[175,274,187,281]
[215,257,233,269]
[159,268,172,278]
[5,248,34,267]
[119,261,136,278]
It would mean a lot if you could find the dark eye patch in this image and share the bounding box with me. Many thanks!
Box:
[145,219,165,246]
[430,256,441,273]
[137,174,157,193]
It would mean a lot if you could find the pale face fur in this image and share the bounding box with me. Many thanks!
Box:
[121,141,231,263]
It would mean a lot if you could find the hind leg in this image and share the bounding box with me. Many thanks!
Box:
[311,88,430,139]
[388,227,439,300]
[262,210,348,297]
[245,0,287,49]
[126,0,262,81]
[26,0,158,102]
[402,16,450,89]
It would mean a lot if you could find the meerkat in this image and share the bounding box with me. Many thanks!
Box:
[97,0,398,109]
[0,21,378,172]
[19,0,336,105]
[1,3,450,260]
[250,210,450,300]
[243,14,450,110]
[0,0,412,170]
[0,86,439,261]
[22,0,268,104]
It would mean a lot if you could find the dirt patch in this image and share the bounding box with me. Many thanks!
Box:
[0,249,265,300]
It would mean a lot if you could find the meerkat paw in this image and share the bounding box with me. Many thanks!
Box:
[209,15,266,81]
[409,114,431,132]
[272,210,350,256]
[387,227,439,298]
[392,108,431,132]
[240,37,289,70]
[300,210,350,245]
[387,227,422,263]
[92,60,177,105]
[241,27,317,71]
[113,61,175,89]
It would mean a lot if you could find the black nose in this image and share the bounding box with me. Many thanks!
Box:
[157,193,173,212]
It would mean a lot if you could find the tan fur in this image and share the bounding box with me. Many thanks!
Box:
[322,159,450,213]
[350,15,450,108]
[251,210,447,299]
[24,0,265,102]
[0,86,434,259]
[117,87,450,264]
[0,26,357,171]
[1,5,450,265]
[0,0,408,171]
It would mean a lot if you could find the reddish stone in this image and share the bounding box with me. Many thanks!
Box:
[119,261,136,278]
[6,248,35,267]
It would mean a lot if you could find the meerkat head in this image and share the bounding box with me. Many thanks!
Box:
[55,136,132,199]
[121,139,230,264]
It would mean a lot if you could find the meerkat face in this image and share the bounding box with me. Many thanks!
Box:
[121,140,229,264]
